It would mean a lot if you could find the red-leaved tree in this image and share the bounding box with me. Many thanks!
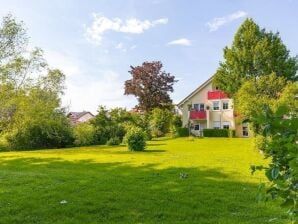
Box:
[124,61,176,112]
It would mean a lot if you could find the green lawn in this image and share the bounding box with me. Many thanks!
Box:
[0,138,288,224]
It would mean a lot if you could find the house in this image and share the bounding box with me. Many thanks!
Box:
[177,76,250,137]
[67,111,95,126]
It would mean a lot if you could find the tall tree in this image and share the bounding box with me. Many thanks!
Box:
[213,18,298,95]
[0,14,72,149]
[124,61,176,112]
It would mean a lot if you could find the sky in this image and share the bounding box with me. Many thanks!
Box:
[0,0,297,113]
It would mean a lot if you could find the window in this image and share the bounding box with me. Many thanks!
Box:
[193,103,204,111]
[213,121,220,129]
[193,104,199,110]
[223,101,229,110]
[194,124,200,130]
[242,123,249,137]
[212,101,220,111]
[199,103,204,111]
[223,121,230,129]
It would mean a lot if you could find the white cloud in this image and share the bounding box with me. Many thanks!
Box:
[206,11,248,32]
[167,38,192,46]
[85,14,168,44]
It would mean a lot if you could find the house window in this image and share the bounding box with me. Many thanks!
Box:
[242,123,249,137]
[213,101,220,111]
[213,121,221,129]
[194,124,200,130]
[223,121,230,129]
[193,103,204,111]
[223,101,229,110]
[193,104,199,110]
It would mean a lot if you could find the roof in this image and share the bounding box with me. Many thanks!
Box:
[67,111,94,120]
[177,76,214,107]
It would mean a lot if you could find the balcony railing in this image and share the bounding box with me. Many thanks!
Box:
[207,90,228,100]
[190,110,207,120]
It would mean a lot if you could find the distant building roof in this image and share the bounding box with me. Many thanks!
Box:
[67,111,94,126]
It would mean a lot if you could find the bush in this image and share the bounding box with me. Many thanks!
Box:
[203,129,229,137]
[7,117,74,150]
[73,123,96,146]
[107,137,121,146]
[124,127,146,151]
[253,134,269,151]
[150,108,173,137]
[176,127,189,137]
[172,114,182,128]
[228,129,236,138]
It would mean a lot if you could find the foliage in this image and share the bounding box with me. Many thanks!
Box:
[150,108,173,137]
[124,61,176,112]
[131,112,152,140]
[107,137,121,146]
[172,114,183,128]
[7,111,73,150]
[124,127,146,151]
[0,14,70,150]
[91,106,127,145]
[250,105,298,220]
[235,73,298,133]
[228,129,236,138]
[176,127,189,137]
[203,129,229,137]
[73,122,96,146]
[213,18,298,96]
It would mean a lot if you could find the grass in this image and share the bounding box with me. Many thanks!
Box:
[0,137,288,224]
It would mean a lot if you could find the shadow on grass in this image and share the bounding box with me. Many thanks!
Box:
[0,157,287,224]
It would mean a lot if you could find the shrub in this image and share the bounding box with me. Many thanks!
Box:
[172,114,182,128]
[176,127,189,137]
[203,129,229,137]
[73,123,96,146]
[7,117,74,150]
[107,137,121,146]
[228,129,236,138]
[150,108,173,137]
[253,134,269,151]
[124,127,146,151]
[93,128,110,145]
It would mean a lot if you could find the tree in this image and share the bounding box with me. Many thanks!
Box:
[91,106,127,145]
[124,61,176,112]
[0,14,72,149]
[213,18,298,95]
[150,108,173,137]
[234,73,297,133]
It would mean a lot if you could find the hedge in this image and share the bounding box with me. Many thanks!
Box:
[203,129,229,137]
[176,127,189,137]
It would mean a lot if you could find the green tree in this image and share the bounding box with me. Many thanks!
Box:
[0,14,72,149]
[213,18,298,95]
[234,73,297,133]
[91,106,127,145]
[150,108,173,137]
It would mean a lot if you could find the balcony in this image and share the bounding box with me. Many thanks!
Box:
[190,110,207,120]
[207,90,228,100]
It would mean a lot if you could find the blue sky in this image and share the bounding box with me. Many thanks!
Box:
[0,0,297,113]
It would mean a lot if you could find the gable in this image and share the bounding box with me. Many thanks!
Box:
[177,76,214,107]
